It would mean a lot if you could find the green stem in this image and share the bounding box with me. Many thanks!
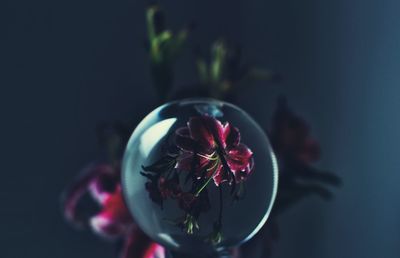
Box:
[194,159,220,197]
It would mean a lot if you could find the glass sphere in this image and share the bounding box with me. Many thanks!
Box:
[122,98,278,256]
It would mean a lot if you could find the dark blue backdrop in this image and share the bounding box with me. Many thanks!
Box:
[2,0,399,257]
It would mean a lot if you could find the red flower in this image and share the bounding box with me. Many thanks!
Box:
[269,97,321,164]
[62,163,166,258]
[62,164,131,237]
[175,116,254,186]
[89,185,132,237]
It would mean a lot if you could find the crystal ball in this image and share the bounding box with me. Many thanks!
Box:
[122,98,278,256]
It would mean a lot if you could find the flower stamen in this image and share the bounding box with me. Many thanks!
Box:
[196,151,218,160]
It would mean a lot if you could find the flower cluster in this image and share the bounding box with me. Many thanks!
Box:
[61,5,340,256]
[175,116,254,186]
[140,115,254,237]
[62,101,340,258]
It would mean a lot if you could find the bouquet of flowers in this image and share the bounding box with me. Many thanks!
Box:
[61,4,341,258]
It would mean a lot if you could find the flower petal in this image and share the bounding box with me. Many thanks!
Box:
[61,164,116,227]
[224,124,240,147]
[90,213,125,238]
[202,116,228,148]
[227,143,253,173]
[90,186,132,238]
[188,117,216,152]
[88,167,119,204]
[101,186,131,222]
[143,243,165,258]
[212,162,227,186]
[175,127,196,152]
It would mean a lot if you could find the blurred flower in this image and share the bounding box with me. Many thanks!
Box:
[241,97,342,257]
[269,96,341,206]
[62,163,166,258]
[89,184,131,237]
[62,164,122,229]
[270,96,321,164]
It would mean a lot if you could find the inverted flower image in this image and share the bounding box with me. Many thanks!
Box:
[175,116,254,186]
[140,115,254,239]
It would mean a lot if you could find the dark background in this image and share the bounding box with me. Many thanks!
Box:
[2,0,400,257]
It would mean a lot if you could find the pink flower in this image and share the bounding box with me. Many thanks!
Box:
[89,185,132,237]
[175,116,254,186]
[62,164,131,237]
[62,163,165,258]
